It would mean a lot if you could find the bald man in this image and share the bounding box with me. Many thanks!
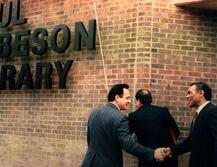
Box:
[129,89,179,167]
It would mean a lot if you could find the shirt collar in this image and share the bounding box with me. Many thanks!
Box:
[110,102,120,111]
[196,101,210,114]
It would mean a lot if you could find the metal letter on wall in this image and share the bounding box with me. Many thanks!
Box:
[13,0,27,25]
[0,33,12,58]
[35,63,52,89]
[16,64,33,89]
[0,65,16,90]
[74,19,96,51]
[0,2,12,28]
[13,30,31,56]
[32,28,48,55]
[51,24,70,53]
[54,60,73,89]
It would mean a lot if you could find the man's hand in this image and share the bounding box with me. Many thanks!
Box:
[154,147,172,162]
[164,147,172,157]
[154,148,166,162]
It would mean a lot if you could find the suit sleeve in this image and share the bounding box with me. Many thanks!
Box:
[170,134,191,156]
[207,107,217,166]
[116,115,154,160]
[166,108,180,139]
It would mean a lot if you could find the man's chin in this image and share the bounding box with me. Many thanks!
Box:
[187,104,194,108]
[186,102,193,108]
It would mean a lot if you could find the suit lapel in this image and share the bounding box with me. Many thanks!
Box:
[195,102,213,125]
[190,103,210,145]
[191,102,213,136]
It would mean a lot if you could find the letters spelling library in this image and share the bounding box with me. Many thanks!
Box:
[0,0,216,167]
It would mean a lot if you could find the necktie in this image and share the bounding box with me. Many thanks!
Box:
[192,112,198,128]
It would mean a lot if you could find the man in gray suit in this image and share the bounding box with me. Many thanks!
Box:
[81,84,165,167]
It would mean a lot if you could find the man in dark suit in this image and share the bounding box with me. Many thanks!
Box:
[128,89,180,167]
[166,82,217,167]
[81,84,166,167]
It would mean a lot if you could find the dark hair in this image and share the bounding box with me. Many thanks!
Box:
[108,84,129,102]
[135,89,152,105]
[190,82,212,101]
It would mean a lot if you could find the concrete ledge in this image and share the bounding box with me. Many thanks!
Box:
[173,0,217,9]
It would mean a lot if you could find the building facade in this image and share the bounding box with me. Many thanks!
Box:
[0,0,216,167]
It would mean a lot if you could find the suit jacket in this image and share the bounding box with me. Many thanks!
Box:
[81,103,154,167]
[171,102,217,167]
[128,104,180,167]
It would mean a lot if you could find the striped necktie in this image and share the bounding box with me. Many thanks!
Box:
[192,112,198,128]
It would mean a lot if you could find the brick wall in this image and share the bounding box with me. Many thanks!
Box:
[0,0,216,167]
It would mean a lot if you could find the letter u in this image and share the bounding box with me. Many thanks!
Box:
[0,2,12,28]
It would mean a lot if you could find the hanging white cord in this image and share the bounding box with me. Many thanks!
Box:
[149,3,153,90]
[93,0,109,93]
[133,0,140,110]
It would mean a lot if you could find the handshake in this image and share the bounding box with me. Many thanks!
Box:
[154,147,172,162]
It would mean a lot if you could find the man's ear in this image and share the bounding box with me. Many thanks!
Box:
[115,95,120,101]
[199,90,204,97]
[137,99,141,104]
[138,100,143,107]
